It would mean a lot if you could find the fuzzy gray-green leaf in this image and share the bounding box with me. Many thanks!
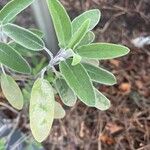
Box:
[0,42,30,73]
[78,31,95,47]
[82,63,116,85]
[59,59,95,106]
[94,89,111,111]
[1,74,24,110]
[55,78,77,107]
[72,9,101,33]
[76,43,130,59]
[46,0,72,48]
[54,102,66,119]
[0,0,34,24]
[3,23,44,50]
[30,78,55,142]
[68,19,90,49]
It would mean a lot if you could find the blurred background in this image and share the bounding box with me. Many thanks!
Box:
[0,0,150,150]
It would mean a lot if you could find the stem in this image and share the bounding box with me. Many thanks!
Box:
[44,47,54,61]
[1,64,6,75]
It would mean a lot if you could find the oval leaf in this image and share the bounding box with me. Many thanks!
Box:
[59,59,95,106]
[82,63,116,85]
[68,19,90,49]
[76,43,130,59]
[94,89,111,111]
[55,78,77,107]
[30,78,55,142]
[3,23,44,50]
[78,31,95,47]
[29,28,44,38]
[46,0,72,48]
[0,0,34,24]
[0,42,31,73]
[1,74,24,110]
[54,102,66,119]
[81,58,99,66]
[72,9,101,33]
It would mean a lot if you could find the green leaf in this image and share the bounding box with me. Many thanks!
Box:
[54,101,66,119]
[72,9,101,33]
[3,23,44,50]
[0,42,31,73]
[76,43,130,59]
[94,89,111,111]
[72,54,82,66]
[1,74,24,110]
[59,59,95,106]
[82,63,116,85]
[81,58,99,66]
[68,19,90,49]
[9,42,34,56]
[46,0,72,48]
[29,28,44,38]
[0,0,34,24]
[55,78,77,107]
[30,78,55,142]
[78,31,95,47]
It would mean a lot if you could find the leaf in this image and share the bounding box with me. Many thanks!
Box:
[46,0,72,48]
[29,28,44,38]
[9,42,34,57]
[55,78,77,107]
[54,101,66,119]
[68,19,90,49]
[3,23,44,50]
[72,9,101,33]
[72,54,82,66]
[94,89,111,111]
[0,42,31,73]
[78,31,95,47]
[29,78,55,142]
[0,0,34,24]
[81,58,99,66]
[59,59,95,106]
[76,43,130,59]
[1,74,24,110]
[82,63,116,85]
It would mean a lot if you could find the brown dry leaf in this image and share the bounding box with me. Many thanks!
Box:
[119,82,131,93]
[109,60,120,67]
[106,122,124,134]
[99,133,116,145]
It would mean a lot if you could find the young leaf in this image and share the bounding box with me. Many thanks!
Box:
[82,63,116,85]
[68,19,90,49]
[55,78,77,107]
[0,0,34,24]
[46,0,72,48]
[59,59,95,106]
[1,74,24,110]
[72,54,82,66]
[30,78,55,142]
[29,28,44,38]
[78,31,95,47]
[72,9,101,33]
[76,43,130,59]
[3,23,44,50]
[94,89,111,111]
[54,102,66,119]
[0,42,31,73]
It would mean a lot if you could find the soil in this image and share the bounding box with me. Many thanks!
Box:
[0,0,150,150]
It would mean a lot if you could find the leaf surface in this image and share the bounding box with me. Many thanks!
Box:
[1,74,24,110]
[0,42,30,73]
[59,59,95,106]
[54,102,66,119]
[30,78,55,142]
